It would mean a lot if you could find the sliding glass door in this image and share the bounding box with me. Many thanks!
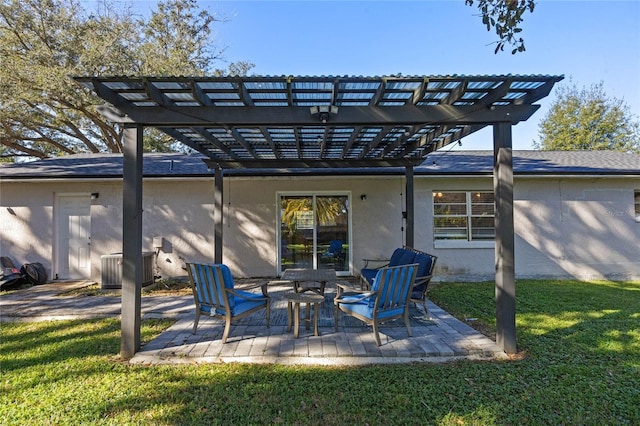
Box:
[279,194,350,275]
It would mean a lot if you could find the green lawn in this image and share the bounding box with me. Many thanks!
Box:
[1,280,639,425]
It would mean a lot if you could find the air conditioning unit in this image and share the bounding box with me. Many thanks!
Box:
[101,252,154,289]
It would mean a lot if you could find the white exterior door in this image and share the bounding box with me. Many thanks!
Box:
[56,195,91,279]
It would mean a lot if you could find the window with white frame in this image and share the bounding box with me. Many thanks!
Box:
[635,190,640,222]
[433,191,495,242]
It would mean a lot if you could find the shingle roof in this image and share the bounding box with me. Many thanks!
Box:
[1,150,639,180]
[423,150,640,175]
[0,153,212,179]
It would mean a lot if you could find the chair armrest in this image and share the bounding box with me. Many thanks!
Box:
[334,291,375,305]
[336,281,371,294]
[336,281,365,291]
[334,281,375,304]
[235,280,268,291]
[414,274,433,287]
[362,258,389,269]
[259,282,269,297]
[227,281,270,299]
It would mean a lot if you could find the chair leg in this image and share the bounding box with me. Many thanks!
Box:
[334,305,339,331]
[372,321,382,346]
[192,310,200,334]
[304,302,311,330]
[404,310,413,338]
[287,301,293,332]
[266,301,271,328]
[293,302,300,339]
[313,302,320,336]
[221,316,232,344]
[422,300,428,317]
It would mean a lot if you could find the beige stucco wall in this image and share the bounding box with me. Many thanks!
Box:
[513,178,640,280]
[0,179,218,282]
[1,174,639,283]
[222,176,406,277]
[0,181,56,269]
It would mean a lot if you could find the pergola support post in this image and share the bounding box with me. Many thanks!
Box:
[493,122,517,354]
[214,167,223,264]
[121,124,143,359]
[405,166,414,248]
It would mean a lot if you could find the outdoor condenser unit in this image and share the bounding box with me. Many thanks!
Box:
[100,252,154,289]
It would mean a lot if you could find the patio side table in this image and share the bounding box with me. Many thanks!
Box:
[284,292,325,338]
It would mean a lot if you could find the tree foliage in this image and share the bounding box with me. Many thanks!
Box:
[281,197,346,232]
[0,0,252,161]
[465,0,535,54]
[534,82,640,153]
[0,0,538,161]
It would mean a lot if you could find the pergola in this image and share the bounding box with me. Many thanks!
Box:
[75,74,563,359]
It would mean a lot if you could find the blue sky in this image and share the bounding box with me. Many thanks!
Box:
[137,0,640,151]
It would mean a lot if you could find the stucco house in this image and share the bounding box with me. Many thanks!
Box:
[2,149,639,284]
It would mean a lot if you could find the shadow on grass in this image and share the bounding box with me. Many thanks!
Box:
[430,280,639,358]
[1,281,638,425]
[0,319,173,391]
[89,281,640,424]
[1,320,121,367]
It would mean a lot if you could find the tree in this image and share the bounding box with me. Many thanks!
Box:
[466,0,535,54]
[1,0,533,161]
[534,82,640,153]
[0,0,252,161]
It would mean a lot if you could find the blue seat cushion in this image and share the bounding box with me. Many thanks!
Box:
[369,267,394,308]
[228,295,266,316]
[216,264,236,308]
[338,298,405,321]
[328,240,342,254]
[413,253,433,278]
[213,290,265,316]
[391,249,415,267]
[387,248,404,266]
[235,289,265,299]
[337,296,371,317]
[411,288,426,300]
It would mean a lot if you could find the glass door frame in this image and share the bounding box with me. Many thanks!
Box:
[277,191,352,277]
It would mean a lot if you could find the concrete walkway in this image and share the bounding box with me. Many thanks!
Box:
[0,281,506,365]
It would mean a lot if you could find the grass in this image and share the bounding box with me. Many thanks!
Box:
[1,280,639,425]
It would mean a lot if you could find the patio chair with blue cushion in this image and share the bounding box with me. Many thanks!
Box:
[409,251,437,314]
[334,263,418,346]
[361,246,437,314]
[360,247,412,288]
[186,262,270,343]
[321,239,345,267]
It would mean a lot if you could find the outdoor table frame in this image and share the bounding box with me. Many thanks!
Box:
[284,291,325,338]
[280,268,337,295]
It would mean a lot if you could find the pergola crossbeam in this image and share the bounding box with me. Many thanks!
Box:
[203,158,422,169]
[97,104,539,127]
